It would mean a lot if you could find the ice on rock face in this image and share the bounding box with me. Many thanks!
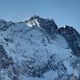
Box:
[0,16,80,80]
[26,16,58,38]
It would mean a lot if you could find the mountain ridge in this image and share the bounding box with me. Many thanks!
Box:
[0,16,80,80]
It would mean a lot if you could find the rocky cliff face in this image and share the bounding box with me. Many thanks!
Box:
[57,25,80,56]
[0,16,80,80]
[26,16,58,39]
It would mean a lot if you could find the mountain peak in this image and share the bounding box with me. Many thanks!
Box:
[27,15,41,20]
[26,15,58,35]
[25,15,40,27]
[58,25,80,56]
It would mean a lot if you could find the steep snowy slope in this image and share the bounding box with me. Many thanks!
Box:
[0,16,80,80]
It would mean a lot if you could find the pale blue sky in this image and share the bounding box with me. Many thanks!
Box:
[0,0,80,31]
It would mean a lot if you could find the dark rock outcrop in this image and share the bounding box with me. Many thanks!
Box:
[0,19,14,31]
[57,25,80,57]
[0,45,14,69]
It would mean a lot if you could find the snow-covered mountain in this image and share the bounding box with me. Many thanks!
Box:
[0,15,80,80]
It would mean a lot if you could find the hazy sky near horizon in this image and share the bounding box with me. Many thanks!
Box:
[0,0,80,31]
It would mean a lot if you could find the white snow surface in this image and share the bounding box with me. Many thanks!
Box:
[0,20,79,80]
